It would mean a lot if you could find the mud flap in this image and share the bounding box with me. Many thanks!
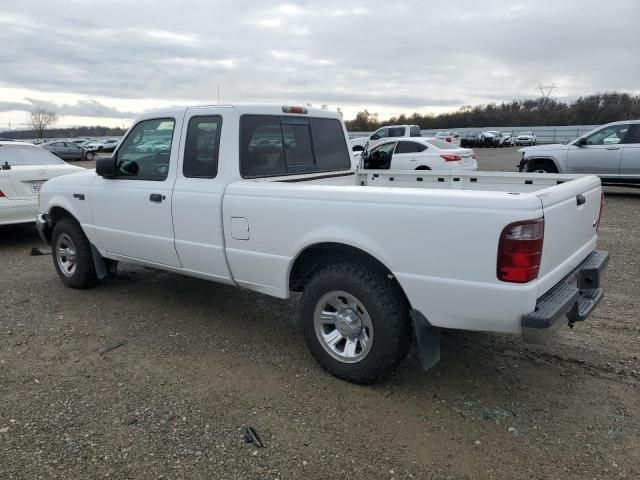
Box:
[91,244,108,280]
[411,310,441,370]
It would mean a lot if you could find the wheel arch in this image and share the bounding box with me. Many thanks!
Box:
[40,205,78,243]
[288,242,410,306]
[525,156,560,172]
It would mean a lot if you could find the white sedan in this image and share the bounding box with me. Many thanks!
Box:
[359,137,477,171]
[0,141,84,225]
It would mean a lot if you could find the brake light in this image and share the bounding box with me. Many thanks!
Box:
[596,192,605,231]
[282,105,308,114]
[446,136,452,142]
[497,218,544,283]
[0,190,5,198]
[440,154,462,162]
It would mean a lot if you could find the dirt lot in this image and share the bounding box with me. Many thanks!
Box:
[1,147,639,479]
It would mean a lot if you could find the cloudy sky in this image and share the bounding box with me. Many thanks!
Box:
[1,0,639,130]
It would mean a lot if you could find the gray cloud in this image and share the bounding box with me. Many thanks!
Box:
[0,98,135,118]
[0,0,639,121]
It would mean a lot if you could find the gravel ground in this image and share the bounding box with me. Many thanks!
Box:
[1,147,638,479]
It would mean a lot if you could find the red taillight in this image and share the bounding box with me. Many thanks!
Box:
[440,154,462,162]
[0,190,5,198]
[497,218,544,283]
[282,105,308,114]
[596,192,605,231]
[446,136,452,142]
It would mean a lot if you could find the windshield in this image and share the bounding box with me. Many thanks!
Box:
[519,131,533,136]
[0,145,65,166]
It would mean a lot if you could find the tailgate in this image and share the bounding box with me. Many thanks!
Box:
[536,175,602,293]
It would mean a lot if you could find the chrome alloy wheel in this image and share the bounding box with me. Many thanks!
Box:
[55,232,78,277]
[313,291,373,363]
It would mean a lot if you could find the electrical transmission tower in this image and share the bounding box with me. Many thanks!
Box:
[537,83,557,99]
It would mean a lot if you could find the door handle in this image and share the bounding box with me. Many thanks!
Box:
[605,146,620,150]
[149,193,164,202]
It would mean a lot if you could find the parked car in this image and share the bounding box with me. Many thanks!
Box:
[477,131,500,147]
[36,104,608,385]
[41,141,95,161]
[0,142,84,225]
[515,131,537,146]
[350,124,421,152]
[100,139,120,153]
[435,131,455,143]
[484,131,511,147]
[460,132,481,148]
[361,137,477,171]
[501,132,514,146]
[518,120,640,185]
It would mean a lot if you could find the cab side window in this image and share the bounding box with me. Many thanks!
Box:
[585,124,629,146]
[115,119,175,180]
[624,125,640,144]
[388,127,405,137]
[373,128,388,139]
[183,116,222,178]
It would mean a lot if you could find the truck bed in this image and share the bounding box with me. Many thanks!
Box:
[260,169,587,194]
[224,169,602,335]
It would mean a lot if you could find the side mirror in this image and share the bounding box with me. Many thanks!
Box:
[96,155,117,177]
[370,134,380,140]
[574,138,587,147]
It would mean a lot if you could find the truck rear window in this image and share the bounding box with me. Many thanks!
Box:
[240,115,350,178]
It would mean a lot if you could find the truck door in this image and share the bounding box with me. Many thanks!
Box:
[619,125,640,179]
[170,109,234,283]
[567,123,629,177]
[90,117,182,267]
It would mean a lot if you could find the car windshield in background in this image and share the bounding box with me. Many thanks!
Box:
[427,139,460,150]
[519,131,533,136]
[0,145,65,165]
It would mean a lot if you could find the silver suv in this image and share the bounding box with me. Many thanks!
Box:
[518,120,640,185]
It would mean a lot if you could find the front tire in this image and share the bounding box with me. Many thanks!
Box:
[301,263,411,384]
[86,151,96,161]
[52,218,98,289]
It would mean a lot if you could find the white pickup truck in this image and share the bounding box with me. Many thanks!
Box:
[36,104,609,384]
[350,124,422,152]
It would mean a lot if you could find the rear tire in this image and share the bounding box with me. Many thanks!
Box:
[528,161,557,174]
[301,263,411,384]
[52,218,98,289]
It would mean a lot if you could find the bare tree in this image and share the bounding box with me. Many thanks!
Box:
[28,108,58,138]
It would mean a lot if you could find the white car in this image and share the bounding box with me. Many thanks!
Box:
[435,131,455,143]
[515,131,537,146]
[36,104,608,384]
[0,141,84,225]
[350,124,421,152]
[360,137,477,171]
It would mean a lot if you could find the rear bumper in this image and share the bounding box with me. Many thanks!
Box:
[0,200,38,226]
[522,250,609,344]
